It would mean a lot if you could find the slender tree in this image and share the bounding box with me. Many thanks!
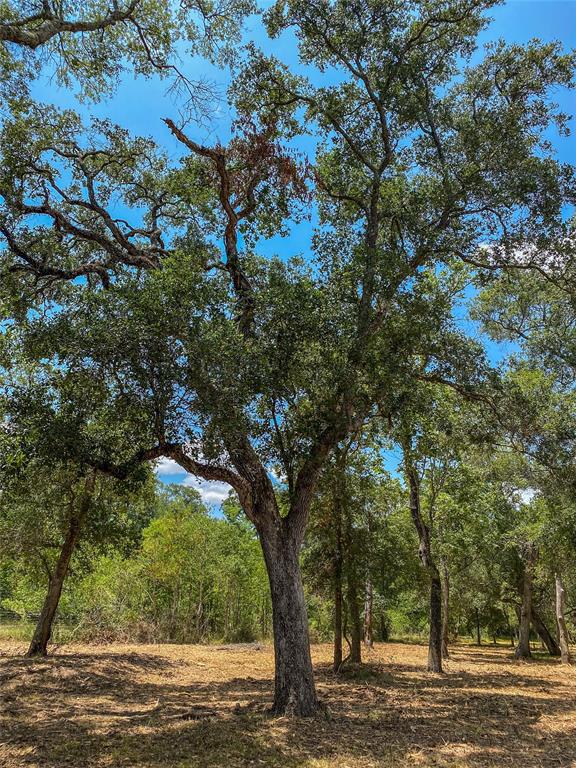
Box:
[555,575,573,665]
[26,471,96,656]
[403,444,443,672]
[515,542,537,659]
[0,457,154,656]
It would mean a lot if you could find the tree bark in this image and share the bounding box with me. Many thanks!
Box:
[515,543,536,659]
[0,5,140,49]
[27,473,95,657]
[342,469,362,665]
[334,576,343,671]
[405,462,442,673]
[259,516,319,716]
[475,607,481,646]
[363,577,374,649]
[379,613,389,642]
[347,570,363,663]
[440,560,450,659]
[555,574,572,665]
[429,569,443,672]
[172,439,322,715]
[333,498,343,671]
[531,607,561,657]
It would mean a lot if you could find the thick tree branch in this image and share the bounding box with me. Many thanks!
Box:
[0,1,140,49]
[164,118,257,336]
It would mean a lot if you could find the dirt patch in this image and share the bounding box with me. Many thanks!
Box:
[1,641,575,767]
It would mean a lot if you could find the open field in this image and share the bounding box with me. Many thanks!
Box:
[1,642,576,768]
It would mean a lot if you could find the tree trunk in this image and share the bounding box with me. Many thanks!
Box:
[440,560,450,659]
[555,574,572,665]
[27,473,95,657]
[363,577,374,649]
[506,611,515,647]
[475,607,481,646]
[343,474,361,665]
[379,613,389,642]
[515,543,536,660]
[429,569,443,672]
[259,518,319,716]
[347,571,362,663]
[172,438,321,715]
[333,500,343,672]
[405,462,442,673]
[531,607,561,657]
[334,576,343,671]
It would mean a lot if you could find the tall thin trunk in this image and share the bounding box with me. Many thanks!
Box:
[507,614,515,648]
[259,513,318,716]
[333,494,343,671]
[515,543,536,659]
[429,570,443,672]
[364,576,374,649]
[555,574,572,665]
[343,474,361,665]
[475,607,481,646]
[334,576,343,670]
[363,502,374,651]
[379,613,389,642]
[27,473,95,657]
[440,560,450,659]
[531,607,561,657]
[347,570,362,663]
[405,461,442,673]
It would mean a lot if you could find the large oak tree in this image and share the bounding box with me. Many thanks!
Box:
[1,0,574,714]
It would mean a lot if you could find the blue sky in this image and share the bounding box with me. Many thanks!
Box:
[29,1,576,504]
[32,2,576,162]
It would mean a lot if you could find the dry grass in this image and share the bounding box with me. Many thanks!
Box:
[1,640,576,767]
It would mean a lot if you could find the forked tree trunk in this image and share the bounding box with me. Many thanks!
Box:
[259,517,318,716]
[515,544,537,660]
[531,608,561,657]
[405,462,442,673]
[27,473,95,657]
[364,577,374,649]
[555,574,573,665]
[440,560,450,659]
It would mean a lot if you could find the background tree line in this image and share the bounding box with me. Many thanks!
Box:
[2,390,575,666]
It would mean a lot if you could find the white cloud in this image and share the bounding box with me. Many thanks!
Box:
[154,457,231,506]
[154,457,184,475]
[477,237,575,273]
[518,487,537,505]
[182,475,232,505]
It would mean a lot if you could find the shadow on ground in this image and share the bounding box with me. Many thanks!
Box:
[1,642,575,768]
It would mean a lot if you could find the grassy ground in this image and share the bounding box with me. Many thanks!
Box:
[0,622,36,643]
[1,640,575,768]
